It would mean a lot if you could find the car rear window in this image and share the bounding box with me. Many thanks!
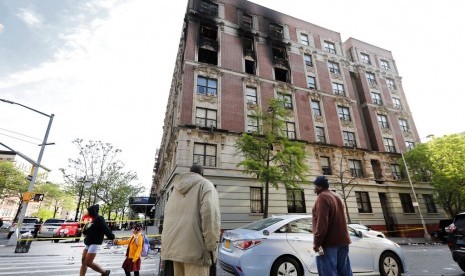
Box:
[454,215,465,230]
[23,219,39,224]
[44,219,65,225]
[241,217,283,231]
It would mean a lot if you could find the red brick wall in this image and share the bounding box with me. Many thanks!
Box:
[180,65,195,125]
[315,60,331,93]
[221,73,245,132]
[294,90,313,141]
[221,34,243,71]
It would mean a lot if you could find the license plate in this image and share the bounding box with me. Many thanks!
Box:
[48,228,54,231]
[224,239,230,249]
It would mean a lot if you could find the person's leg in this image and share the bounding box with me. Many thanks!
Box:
[336,245,353,276]
[134,271,139,276]
[80,249,88,276]
[173,261,185,276]
[83,253,105,273]
[184,262,209,276]
[124,270,130,276]
[315,246,338,276]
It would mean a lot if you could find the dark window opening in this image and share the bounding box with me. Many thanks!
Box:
[371,159,384,184]
[272,46,286,59]
[274,67,288,82]
[286,189,306,213]
[200,24,217,40]
[198,48,217,65]
[199,1,218,17]
[270,23,283,38]
[245,60,255,74]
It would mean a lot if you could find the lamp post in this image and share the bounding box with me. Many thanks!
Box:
[401,151,431,241]
[74,177,92,221]
[1,99,54,247]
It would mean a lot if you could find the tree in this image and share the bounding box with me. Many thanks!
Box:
[61,139,141,220]
[0,162,26,197]
[34,182,76,218]
[401,134,465,217]
[235,99,309,218]
[331,153,358,223]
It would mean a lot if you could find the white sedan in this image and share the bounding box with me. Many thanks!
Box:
[348,223,386,238]
[219,215,405,276]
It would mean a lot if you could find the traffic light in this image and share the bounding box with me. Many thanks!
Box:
[33,194,44,202]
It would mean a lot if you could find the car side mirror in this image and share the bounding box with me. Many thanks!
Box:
[356,230,364,238]
[367,227,371,231]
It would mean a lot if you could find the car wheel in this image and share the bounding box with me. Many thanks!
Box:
[457,261,465,272]
[54,239,59,243]
[270,256,302,276]
[379,251,402,276]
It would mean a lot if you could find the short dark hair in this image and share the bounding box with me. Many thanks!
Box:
[190,163,204,175]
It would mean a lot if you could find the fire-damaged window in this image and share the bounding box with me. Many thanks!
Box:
[199,0,218,17]
[269,23,283,38]
[272,45,289,82]
[198,22,218,65]
[243,35,255,75]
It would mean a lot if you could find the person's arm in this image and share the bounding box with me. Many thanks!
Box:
[97,217,115,240]
[132,235,143,262]
[200,183,221,254]
[313,196,330,251]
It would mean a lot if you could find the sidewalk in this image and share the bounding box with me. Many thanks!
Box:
[388,236,438,245]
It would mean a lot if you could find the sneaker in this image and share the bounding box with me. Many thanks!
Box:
[102,270,110,276]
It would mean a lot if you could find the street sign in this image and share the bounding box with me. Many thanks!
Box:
[33,193,44,202]
[23,192,33,201]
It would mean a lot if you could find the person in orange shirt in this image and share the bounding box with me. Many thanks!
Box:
[114,223,143,276]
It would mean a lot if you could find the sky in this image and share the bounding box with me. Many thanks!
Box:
[1,0,464,192]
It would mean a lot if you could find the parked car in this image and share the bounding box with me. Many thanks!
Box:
[58,222,82,242]
[8,217,42,239]
[348,223,386,238]
[219,214,406,276]
[431,219,453,243]
[446,212,465,271]
[37,218,67,242]
[1,220,12,230]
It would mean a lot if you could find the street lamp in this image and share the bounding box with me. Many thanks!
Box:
[74,177,93,221]
[1,99,54,247]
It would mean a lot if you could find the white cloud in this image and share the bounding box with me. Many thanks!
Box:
[16,8,43,27]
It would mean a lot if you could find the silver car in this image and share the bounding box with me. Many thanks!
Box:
[37,218,66,242]
[348,223,387,238]
[219,214,406,276]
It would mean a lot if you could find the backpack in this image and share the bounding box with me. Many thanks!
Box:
[135,234,150,257]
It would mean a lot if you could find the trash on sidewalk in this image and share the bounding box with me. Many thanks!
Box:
[14,232,33,253]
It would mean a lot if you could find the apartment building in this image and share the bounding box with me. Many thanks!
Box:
[151,0,444,236]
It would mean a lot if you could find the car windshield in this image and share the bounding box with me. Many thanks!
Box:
[44,219,65,225]
[454,215,465,230]
[23,219,38,223]
[241,217,283,231]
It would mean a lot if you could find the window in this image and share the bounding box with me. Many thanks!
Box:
[307,76,316,89]
[200,23,218,40]
[245,60,255,75]
[245,87,257,104]
[328,61,341,74]
[250,187,263,213]
[399,119,409,132]
[320,156,331,175]
[300,33,309,46]
[247,115,259,132]
[198,23,218,65]
[384,138,396,153]
[366,72,377,85]
[286,218,312,233]
[195,108,217,128]
[286,122,296,139]
[338,106,351,121]
[242,14,253,28]
[200,0,218,16]
[272,45,286,59]
[274,68,289,82]
[423,194,437,213]
[405,141,415,151]
[304,54,313,67]
[278,93,293,109]
[311,101,321,116]
[387,78,396,90]
[324,41,336,54]
[343,131,356,147]
[197,76,217,95]
[393,98,402,109]
[371,92,382,105]
[381,59,390,70]
[361,53,371,65]
[332,82,345,95]
[391,164,401,180]
[348,159,363,177]
[286,189,306,213]
[377,114,389,128]
[270,23,283,38]
[399,193,415,213]
[193,143,217,167]
[316,127,326,144]
[355,192,372,213]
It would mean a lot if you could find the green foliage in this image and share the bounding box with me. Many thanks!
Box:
[31,208,54,221]
[34,182,76,218]
[402,134,465,216]
[235,99,310,218]
[0,162,27,197]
